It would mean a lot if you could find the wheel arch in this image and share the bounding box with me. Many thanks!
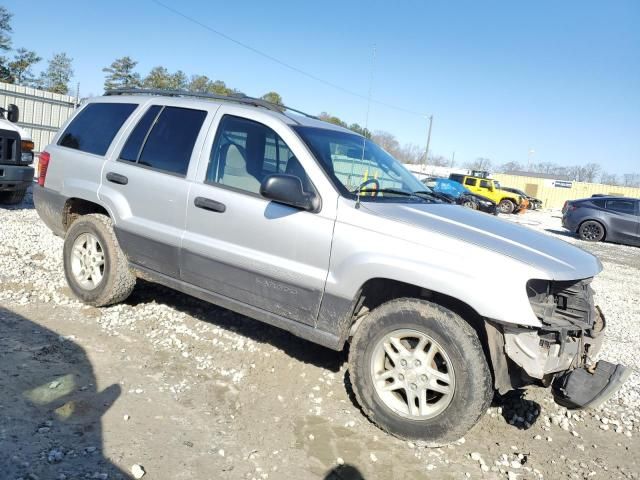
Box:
[62,197,111,232]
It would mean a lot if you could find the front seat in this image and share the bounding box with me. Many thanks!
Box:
[220,143,261,193]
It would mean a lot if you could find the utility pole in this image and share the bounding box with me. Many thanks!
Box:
[451,151,456,167]
[423,115,433,170]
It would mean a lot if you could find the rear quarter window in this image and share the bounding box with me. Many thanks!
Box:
[58,103,137,156]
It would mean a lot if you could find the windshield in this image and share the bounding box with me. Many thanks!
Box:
[493,181,501,189]
[293,126,432,202]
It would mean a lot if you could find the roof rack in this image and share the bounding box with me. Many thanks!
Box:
[104,88,317,120]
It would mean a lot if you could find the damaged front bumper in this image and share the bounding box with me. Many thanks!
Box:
[487,278,629,409]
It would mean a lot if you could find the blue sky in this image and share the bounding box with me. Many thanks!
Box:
[7,0,640,174]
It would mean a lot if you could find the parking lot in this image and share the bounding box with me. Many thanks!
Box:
[1,194,638,480]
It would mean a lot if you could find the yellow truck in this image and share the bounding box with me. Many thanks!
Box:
[449,173,525,214]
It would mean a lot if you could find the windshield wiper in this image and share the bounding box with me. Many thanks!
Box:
[352,188,440,203]
[412,190,452,202]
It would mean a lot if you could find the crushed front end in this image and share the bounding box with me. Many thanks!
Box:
[486,278,630,409]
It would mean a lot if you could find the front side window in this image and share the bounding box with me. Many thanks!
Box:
[479,180,491,188]
[207,115,311,195]
[606,199,636,215]
[59,102,137,156]
[293,126,434,203]
[120,106,207,176]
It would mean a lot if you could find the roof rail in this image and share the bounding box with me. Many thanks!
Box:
[104,88,317,120]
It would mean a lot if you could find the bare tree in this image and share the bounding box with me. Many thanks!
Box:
[600,172,619,185]
[465,157,492,171]
[623,173,640,188]
[497,161,522,173]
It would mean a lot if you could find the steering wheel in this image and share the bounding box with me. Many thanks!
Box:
[356,178,380,196]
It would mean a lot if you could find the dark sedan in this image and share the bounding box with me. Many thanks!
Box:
[562,196,640,246]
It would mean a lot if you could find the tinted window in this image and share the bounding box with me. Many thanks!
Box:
[480,180,491,188]
[138,107,207,176]
[207,115,311,195]
[120,105,162,162]
[465,178,477,186]
[592,199,606,208]
[59,103,137,155]
[606,199,636,215]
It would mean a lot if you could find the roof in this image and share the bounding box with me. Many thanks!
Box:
[503,170,572,181]
[103,88,354,134]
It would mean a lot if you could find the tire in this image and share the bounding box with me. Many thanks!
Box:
[348,298,492,445]
[578,220,605,242]
[63,214,136,306]
[498,199,515,214]
[0,188,27,205]
[462,200,477,210]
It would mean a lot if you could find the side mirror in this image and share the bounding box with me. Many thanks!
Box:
[260,174,320,212]
[7,104,19,123]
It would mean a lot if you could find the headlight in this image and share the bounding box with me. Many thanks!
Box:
[21,140,34,164]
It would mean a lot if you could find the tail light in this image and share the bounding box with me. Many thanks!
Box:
[38,151,50,186]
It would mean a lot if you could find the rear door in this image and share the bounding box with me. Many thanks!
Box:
[181,108,338,326]
[99,100,215,277]
[605,198,640,245]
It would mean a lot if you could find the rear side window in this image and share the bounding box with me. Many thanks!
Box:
[606,199,636,215]
[465,178,477,186]
[479,180,491,188]
[58,103,137,156]
[120,105,162,162]
[123,106,207,176]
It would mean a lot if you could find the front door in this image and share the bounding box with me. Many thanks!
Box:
[606,199,640,246]
[181,112,336,326]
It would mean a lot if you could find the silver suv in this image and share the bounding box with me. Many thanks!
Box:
[33,89,628,445]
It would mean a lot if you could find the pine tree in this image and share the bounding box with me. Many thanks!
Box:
[102,56,141,91]
[39,53,73,94]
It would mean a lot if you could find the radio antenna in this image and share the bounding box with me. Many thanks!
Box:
[355,44,377,209]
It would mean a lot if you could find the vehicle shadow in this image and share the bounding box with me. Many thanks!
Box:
[0,306,127,479]
[545,228,575,239]
[0,185,35,210]
[324,464,365,480]
[124,279,348,372]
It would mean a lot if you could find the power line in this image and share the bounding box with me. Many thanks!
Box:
[150,0,427,117]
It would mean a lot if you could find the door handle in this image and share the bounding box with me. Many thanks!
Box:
[194,196,226,213]
[106,172,128,185]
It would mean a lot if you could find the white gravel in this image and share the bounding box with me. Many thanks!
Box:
[1,194,639,479]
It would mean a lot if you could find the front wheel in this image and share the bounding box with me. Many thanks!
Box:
[498,199,515,214]
[348,299,492,445]
[63,214,136,306]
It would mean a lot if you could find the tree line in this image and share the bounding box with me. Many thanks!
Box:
[0,6,74,94]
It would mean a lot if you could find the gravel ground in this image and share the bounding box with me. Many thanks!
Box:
[1,191,638,480]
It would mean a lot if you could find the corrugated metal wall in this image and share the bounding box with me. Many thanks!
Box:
[493,173,640,209]
[0,81,78,153]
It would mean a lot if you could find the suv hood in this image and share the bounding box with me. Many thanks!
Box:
[361,202,602,280]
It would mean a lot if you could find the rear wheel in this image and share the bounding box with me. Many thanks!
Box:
[578,220,605,242]
[0,187,27,205]
[348,299,492,445]
[63,214,136,306]
[498,199,515,214]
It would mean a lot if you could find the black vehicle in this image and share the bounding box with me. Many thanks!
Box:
[0,104,35,205]
[422,177,498,215]
[562,196,640,246]
[500,186,543,210]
